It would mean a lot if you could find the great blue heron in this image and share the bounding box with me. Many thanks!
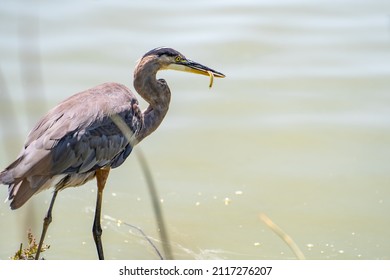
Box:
[0,47,225,260]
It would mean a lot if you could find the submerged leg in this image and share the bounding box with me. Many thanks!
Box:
[93,168,110,260]
[35,189,58,260]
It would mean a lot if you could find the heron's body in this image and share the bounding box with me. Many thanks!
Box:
[3,83,141,209]
[0,47,224,259]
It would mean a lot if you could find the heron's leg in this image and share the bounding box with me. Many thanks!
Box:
[35,189,58,260]
[93,168,110,260]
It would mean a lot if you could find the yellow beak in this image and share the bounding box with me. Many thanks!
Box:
[167,59,225,78]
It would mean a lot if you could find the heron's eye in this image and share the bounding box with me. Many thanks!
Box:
[175,56,182,62]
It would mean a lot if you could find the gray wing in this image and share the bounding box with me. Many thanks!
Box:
[51,110,138,175]
[0,82,142,209]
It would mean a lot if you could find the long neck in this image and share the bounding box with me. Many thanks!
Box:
[133,58,171,142]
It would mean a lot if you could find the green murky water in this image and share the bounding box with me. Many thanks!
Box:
[0,0,389,259]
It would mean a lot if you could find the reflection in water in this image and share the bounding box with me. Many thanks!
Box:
[0,0,389,259]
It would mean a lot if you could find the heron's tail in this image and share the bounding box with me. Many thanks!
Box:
[0,155,24,187]
[0,168,14,195]
[1,168,43,210]
[8,180,41,209]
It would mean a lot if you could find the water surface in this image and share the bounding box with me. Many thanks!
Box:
[0,0,389,259]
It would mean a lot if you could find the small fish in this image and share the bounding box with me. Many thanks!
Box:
[207,70,214,88]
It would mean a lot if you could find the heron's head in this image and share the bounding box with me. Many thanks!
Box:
[141,47,225,79]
